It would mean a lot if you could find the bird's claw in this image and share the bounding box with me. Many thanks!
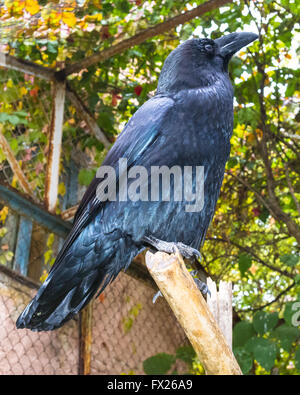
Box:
[190,270,211,297]
[143,235,201,262]
[152,290,163,304]
[175,242,201,262]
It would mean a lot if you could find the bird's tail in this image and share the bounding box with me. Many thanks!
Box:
[16,262,116,331]
[16,219,141,331]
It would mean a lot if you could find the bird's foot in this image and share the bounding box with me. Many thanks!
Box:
[143,235,201,262]
[190,270,211,297]
[152,271,210,304]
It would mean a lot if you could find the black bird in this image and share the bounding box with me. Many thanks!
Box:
[17,32,258,331]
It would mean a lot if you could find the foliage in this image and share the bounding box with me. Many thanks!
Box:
[0,0,299,375]
[143,345,205,375]
[233,306,300,374]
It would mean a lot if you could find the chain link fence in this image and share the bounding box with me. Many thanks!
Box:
[0,206,188,375]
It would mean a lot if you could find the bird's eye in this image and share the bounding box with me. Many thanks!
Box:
[204,44,214,54]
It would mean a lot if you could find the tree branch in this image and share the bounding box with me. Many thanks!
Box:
[66,83,112,149]
[206,237,294,279]
[64,0,233,75]
[228,171,300,245]
[0,126,38,202]
[236,282,295,313]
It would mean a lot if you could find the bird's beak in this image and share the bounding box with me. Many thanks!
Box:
[215,32,258,59]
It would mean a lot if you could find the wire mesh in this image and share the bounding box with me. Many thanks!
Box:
[0,264,79,375]
[91,271,187,375]
[0,206,189,375]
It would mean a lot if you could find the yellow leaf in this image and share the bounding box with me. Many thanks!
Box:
[40,269,48,283]
[0,206,8,223]
[255,128,263,139]
[6,79,13,88]
[20,86,27,96]
[246,133,256,144]
[25,0,40,14]
[46,233,55,248]
[58,182,66,196]
[85,13,103,22]
[234,124,245,138]
[11,175,18,188]
[62,11,77,27]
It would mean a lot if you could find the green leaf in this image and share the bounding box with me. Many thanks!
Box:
[143,353,175,375]
[280,254,299,267]
[47,41,58,54]
[78,168,96,186]
[175,345,196,365]
[272,324,300,352]
[238,253,252,277]
[253,311,278,335]
[259,207,270,223]
[245,337,277,371]
[9,138,19,153]
[233,321,256,348]
[233,347,253,374]
[295,274,300,285]
[227,156,239,169]
[115,0,130,14]
[97,111,114,131]
[0,112,27,126]
[295,347,300,372]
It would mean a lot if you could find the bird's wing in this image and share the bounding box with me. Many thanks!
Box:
[53,95,174,269]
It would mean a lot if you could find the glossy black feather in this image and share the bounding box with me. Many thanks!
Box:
[16,36,251,331]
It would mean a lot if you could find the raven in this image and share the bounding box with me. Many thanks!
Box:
[17,32,258,331]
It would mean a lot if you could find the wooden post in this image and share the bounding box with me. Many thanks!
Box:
[207,278,233,349]
[45,81,66,213]
[79,301,94,375]
[13,216,33,276]
[145,249,242,375]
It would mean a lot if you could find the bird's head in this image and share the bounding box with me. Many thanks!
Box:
[157,32,258,94]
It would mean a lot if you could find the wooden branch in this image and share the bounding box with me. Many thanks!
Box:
[45,81,66,213]
[145,249,242,375]
[0,52,55,80]
[66,84,111,149]
[65,0,233,75]
[79,301,94,375]
[0,126,38,201]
